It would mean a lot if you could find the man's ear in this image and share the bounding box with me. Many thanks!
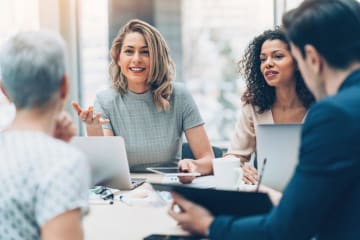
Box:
[59,74,69,100]
[304,44,324,75]
[0,82,11,102]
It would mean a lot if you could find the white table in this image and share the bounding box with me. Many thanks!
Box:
[83,174,188,240]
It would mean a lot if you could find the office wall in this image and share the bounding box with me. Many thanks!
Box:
[107,0,183,82]
[154,0,183,82]
[108,0,154,50]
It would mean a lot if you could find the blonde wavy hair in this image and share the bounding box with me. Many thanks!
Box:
[109,19,175,111]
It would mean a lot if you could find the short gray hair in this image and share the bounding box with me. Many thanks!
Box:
[0,31,66,109]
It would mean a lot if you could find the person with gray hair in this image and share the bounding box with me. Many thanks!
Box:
[0,31,90,240]
[1,31,66,109]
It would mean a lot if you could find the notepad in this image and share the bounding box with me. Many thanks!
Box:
[151,183,273,217]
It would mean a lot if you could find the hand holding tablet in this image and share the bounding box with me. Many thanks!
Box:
[146,167,201,177]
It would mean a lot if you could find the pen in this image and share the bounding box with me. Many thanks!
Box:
[119,195,134,206]
[101,192,114,200]
[256,158,267,192]
[101,192,114,205]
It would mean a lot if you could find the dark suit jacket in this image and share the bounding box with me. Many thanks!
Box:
[210,69,360,240]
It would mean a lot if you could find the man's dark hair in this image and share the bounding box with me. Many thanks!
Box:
[282,0,360,69]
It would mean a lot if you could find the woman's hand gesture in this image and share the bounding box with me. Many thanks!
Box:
[71,101,110,127]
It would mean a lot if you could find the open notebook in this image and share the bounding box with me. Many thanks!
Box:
[151,183,273,217]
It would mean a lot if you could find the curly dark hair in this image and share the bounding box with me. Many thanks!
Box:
[239,28,315,113]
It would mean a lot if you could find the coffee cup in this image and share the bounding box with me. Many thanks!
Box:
[213,157,243,190]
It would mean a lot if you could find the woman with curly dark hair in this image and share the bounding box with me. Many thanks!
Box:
[226,28,315,184]
[177,28,315,185]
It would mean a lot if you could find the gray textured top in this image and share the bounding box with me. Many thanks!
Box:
[0,131,90,240]
[94,82,204,171]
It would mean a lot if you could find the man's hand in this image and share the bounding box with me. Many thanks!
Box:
[53,111,76,142]
[258,185,283,206]
[168,192,214,236]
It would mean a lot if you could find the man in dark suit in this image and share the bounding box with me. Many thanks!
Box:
[168,0,360,239]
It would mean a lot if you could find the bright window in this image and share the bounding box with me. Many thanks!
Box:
[182,0,274,143]
[80,0,109,107]
[0,0,39,130]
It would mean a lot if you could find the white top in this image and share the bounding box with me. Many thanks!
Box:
[0,131,90,240]
[226,103,274,162]
[227,102,306,162]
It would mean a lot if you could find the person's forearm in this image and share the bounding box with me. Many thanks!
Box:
[223,153,250,165]
[193,156,213,175]
[86,125,104,136]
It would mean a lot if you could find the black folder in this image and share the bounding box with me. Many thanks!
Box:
[151,183,273,217]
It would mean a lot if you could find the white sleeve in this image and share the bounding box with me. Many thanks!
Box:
[226,104,256,162]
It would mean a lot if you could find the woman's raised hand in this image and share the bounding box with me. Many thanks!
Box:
[71,101,110,127]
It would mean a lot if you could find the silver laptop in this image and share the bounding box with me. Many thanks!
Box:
[256,124,302,191]
[70,136,145,190]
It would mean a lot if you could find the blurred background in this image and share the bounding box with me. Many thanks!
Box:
[0,0,309,146]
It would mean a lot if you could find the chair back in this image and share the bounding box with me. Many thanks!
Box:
[182,142,224,159]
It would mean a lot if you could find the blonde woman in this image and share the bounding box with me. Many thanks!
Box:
[72,19,213,172]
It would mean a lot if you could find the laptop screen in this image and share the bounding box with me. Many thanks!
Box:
[256,124,302,191]
[70,136,135,190]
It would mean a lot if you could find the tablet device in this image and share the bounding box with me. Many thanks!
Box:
[151,183,273,217]
[147,167,201,177]
[143,234,205,240]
